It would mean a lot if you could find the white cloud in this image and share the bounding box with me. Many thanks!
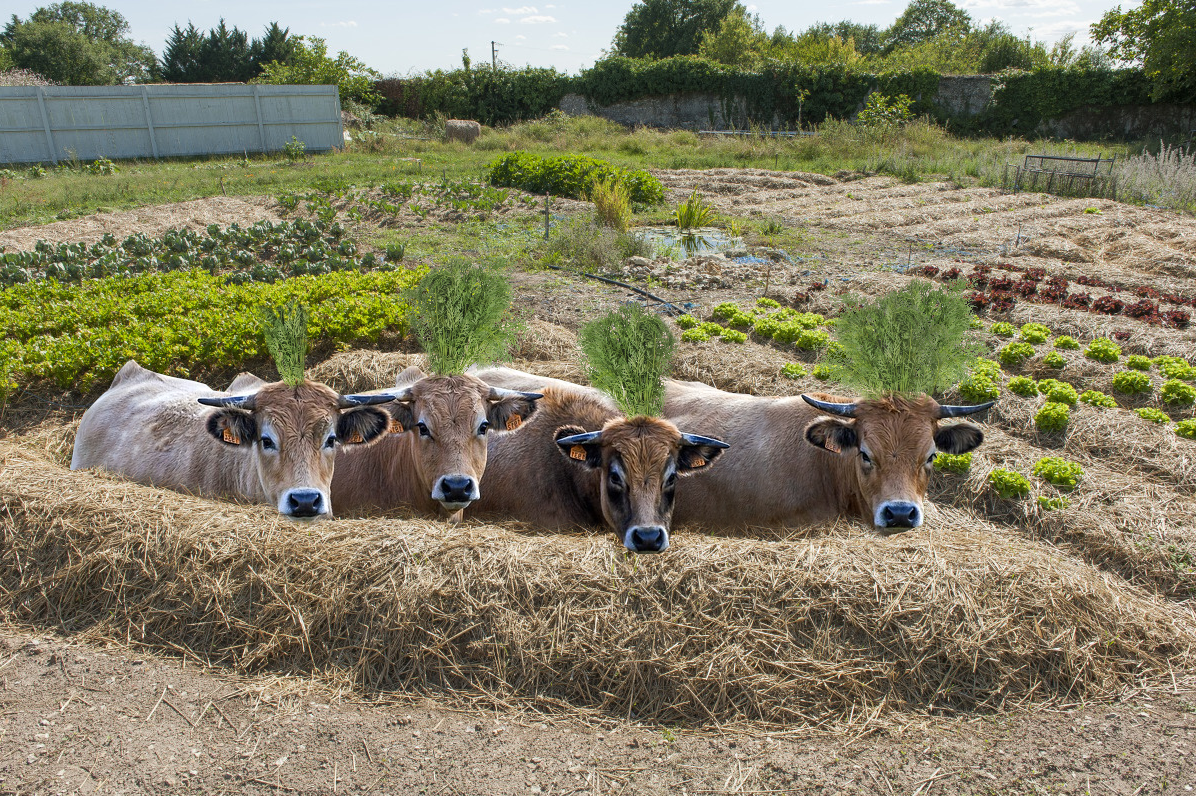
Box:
[552,44,569,50]
[746,4,757,9]
[503,5,537,12]
[494,17,511,23]
[961,0,1078,15]
[479,8,497,13]
[1029,18,1097,42]
[521,15,556,23]
[552,31,568,37]
[515,34,526,39]
[850,0,891,5]
[320,20,358,27]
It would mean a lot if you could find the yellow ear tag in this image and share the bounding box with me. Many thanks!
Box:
[347,430,365,444]
[389,419,404,434]
[690,455,706,468]
[222,428,241,445]
[506,414,523,431]
[569,445,587,461]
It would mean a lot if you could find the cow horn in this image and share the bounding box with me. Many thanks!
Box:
[557,430,603,446]
[488,386,543,402]
[339,387,412,408]
[801,394,858,417]
[938,400,996,418]
[679,432,730,449]
[198,393,257,410]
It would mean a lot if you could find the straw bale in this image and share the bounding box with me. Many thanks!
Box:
[513,319,582,362]
[1,441,1190,727]
[672,340,807,396]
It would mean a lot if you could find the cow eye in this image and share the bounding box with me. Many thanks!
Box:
[859,450,872,466]
[608,468,624,489]
[478,421,490,436]
[665,472,678,489]
[260,436,276,451]
[926,452,936,466]
[324,435,338,449]
[417,422,431,438]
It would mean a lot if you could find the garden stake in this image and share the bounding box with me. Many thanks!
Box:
[544,195,551,239]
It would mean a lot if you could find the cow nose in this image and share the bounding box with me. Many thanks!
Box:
[627,526,668,553]
[438,475,477,504]
[880,501,921,529]
[286,489,325,518]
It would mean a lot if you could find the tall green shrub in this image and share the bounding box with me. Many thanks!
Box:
[260,301,309,386]
[579,303,675,417]
[830,280,981,396]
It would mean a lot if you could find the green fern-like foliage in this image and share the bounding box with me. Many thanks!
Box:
[579,303,675,417]
[260,301,309,386]
[405,259,519,375]
[830,280,981,397]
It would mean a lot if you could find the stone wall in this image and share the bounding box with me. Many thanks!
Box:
[560,76,1195,140]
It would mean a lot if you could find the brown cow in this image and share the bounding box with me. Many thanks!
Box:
[70,360,398,518]
[330,367,542,518]
[663,379,992,530]
[467,367,729,553]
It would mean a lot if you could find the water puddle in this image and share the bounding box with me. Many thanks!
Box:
[635,227,740,258]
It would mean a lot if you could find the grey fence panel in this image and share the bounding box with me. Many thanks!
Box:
[0,84,342,164]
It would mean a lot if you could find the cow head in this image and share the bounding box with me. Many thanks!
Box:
[386,371,542,514]
[802,393,991,531]
[200,381,396,518]
[554,416,728,553]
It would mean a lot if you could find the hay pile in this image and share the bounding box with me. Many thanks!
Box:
[1,441,1191,726]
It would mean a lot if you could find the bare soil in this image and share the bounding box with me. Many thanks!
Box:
[4,169,1196,794]
[3,627,1194,796]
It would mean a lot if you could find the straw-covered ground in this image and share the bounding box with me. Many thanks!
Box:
[3,168,1196,793]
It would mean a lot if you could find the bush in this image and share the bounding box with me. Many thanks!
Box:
[1112,370,1152,394]
[1019,322,1051,343]
[1136,407,1170,423]
[719,327,748,343]
[780,363,806,379]
[1042,350,1066,369]
[1036,378,1078,406]
[1161,379,1196,406]
[831,280,981,396]
[1085,337,1121,363]
[1008,376,1038,397]
[1034,401,1070,432]
[990,321,1015,337]
[542,219,651,273]
[282,136,306,163]
[675,190,713,230]
[1032,457,1083,489]
[406,259,519,375]
[590,177,633,232]
[1125,354,1152,371]
[681,327,710,343]
[989,469,1031,499]
[934,452,973,474]
[486,152,664,205]
[998,341,1036,367]
[1079,389,1117,408]
[1053,335,1080,350]
[1177,420,1196,440]
[579,303,674,416]
[0,269,424,392]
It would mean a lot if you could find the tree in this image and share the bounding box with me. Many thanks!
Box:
[697,8,769,67]
[612,0,742,59]
[161,23,203,82]
[249,23,296,75]
[805,21,884,55]
[198,20,251,82]
[882,0,971,53]
[253,36,381,106]
[0,2,155,84]
[1092,0,1196,100]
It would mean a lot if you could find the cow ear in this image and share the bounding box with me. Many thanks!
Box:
[676,434,729,473]
[383,401,416,435]
[935,422,983,454]
[337,406,391,446]
[487,391,542,433]
[206,409,257,447]
[554,426,603,469]
[805,417,857,454]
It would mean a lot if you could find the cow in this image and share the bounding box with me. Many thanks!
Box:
[330,366,543,520]
[70,360,399,518]
[662,379,993,531]
[465,367,729,553]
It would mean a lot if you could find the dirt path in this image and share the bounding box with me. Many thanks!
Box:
[2,626,1194,796]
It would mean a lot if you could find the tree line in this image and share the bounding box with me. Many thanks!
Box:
[1,0,1191,107]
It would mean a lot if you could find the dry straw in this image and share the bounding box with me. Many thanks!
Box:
[2,438,1191,727]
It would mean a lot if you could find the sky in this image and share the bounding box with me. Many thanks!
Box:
[5,0,1136,76]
